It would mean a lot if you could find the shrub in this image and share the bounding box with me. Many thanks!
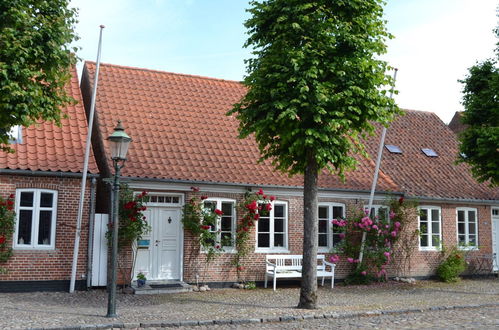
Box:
[437,248,466,282]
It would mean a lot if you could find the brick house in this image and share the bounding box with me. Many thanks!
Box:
[0,68,99,292]
[81,62,499,285]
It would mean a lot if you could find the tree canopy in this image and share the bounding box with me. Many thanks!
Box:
[230,0,399,308]
[458,26,499,186]
[0,0,78,151]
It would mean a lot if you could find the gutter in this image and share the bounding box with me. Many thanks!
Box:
[0,169,99,179]
[120,175,402,196]
[407,195,499,205]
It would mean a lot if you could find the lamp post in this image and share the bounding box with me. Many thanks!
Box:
[106,121,132,318]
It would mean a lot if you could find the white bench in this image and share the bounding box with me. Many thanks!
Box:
[264,254,336,291]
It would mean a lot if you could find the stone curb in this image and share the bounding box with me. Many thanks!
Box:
[26,302,499,330]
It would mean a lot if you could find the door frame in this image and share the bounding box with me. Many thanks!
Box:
[134,192,185,281]
[492,207,499,272]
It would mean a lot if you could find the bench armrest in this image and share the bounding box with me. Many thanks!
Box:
[266,261,277,271]
[323,261,336,270]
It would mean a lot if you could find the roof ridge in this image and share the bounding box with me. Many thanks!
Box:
[84,61,243,85]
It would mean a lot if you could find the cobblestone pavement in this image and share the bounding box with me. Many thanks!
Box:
[190,305,499,329]
[0,278,497,329]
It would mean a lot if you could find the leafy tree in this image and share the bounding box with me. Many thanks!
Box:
[458,26,499,186]
[230,0,398,308]
[0,0,78,151]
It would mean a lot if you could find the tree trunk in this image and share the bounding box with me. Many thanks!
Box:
[298,153,319,309]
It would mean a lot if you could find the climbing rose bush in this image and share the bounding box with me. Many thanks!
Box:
[331,197,412,284]
[0,194,16,272]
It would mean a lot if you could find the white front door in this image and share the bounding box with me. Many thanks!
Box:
[135,206,182,280]
[492,208,499,271]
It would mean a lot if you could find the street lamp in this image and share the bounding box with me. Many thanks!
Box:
[106,120,132,318]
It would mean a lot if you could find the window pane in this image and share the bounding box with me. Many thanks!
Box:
[318,233,328,247]
[274,234,284,247]
[221,232,232,246]
[431,221,440,234]
[432,235,440,247]
[420,222,428,234]
[431,209,439,222]
[20,192,34,207]
[259,218,270,232]
[318,206,328,219]
[420,235,428,247]
[458,234,466,245]
[468,211,476,223]
[18,209,33,244]
[204,201,216,211]
[458,222,465,235]
[332,206,343,219]
[457,210,465,222]
[420,209,428,221]
[221,202,232,216]
[468,235,477,246]
[468,222,476,234]
[40,193,54,208]
[221,216,232,231]
[274,205,284,218]
[274,219,284,232]
[333,233,343,246]
[318,219,328,233]
[38,211,52,245]
[258,233,269,247]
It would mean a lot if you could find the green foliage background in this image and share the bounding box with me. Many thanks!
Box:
[0,0,78,151]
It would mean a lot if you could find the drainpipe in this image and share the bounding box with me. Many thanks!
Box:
[87,177,97,289]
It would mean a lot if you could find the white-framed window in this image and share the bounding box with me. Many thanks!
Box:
[14,189,57,249]
[256,201,288,252]
[203,198,236,250]
[419,206,441,250]
[8,125,23,144]
[364,204,390,222]
[318,203,345,251]
[456,207,478,249]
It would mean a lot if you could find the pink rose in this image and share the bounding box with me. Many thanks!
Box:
[339,233,345,239]
[389,211,396,219]
[347,258,354,263]
[384,251,390,258]
[361,271,367,276]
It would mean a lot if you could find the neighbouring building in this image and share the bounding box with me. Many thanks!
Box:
[0,68,99,292]
[81,62,499,285]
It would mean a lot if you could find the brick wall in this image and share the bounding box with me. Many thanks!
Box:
[122,187,494,284]
[0,174,93,282]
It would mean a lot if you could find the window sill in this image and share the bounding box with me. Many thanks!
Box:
[13,246,56,251]
[255,248,289,254]
[318,248,331,254]
[458,246,479,251]
[419,247,440,252]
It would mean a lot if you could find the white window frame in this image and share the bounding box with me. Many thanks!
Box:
[203,198,237,253]
[364,204,390,222]
[14,189,58,250]
[418,205,441,251]
[255,201,288,253]
[456,207,479,250]
[318,202,345,252]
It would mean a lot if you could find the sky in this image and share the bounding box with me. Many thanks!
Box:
[70,0,498,124]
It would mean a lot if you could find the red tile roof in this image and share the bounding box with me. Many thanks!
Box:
[365,110,498,201]
[83,62,397,192]
[0,67,98,174]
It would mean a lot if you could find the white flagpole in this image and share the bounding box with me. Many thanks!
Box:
[70,25,105,293]
[358,68,398,264]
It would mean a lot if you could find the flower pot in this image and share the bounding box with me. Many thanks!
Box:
[137,279,146,287]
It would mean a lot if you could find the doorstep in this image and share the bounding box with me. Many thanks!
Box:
[132,280,193,295]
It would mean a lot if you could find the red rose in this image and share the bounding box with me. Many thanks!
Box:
[254,214,260,220]
[131,217,137,222]
[246,201,258,212]
[214,209,223,216]
[399,197,404,204]
[6,200,14,206]
[0,236,5,244]
[265,203,272,211]
[7,206,13,211]
[248,221,253,227]
[141,191,148,196]
[190,186,200,192]
[200,225,211,230]
[201,195,208,200]
[256,188,264,195]
[9,194,14,199]
[243,227,248,232]
[215,244,221,249]
[269,196,276,201]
